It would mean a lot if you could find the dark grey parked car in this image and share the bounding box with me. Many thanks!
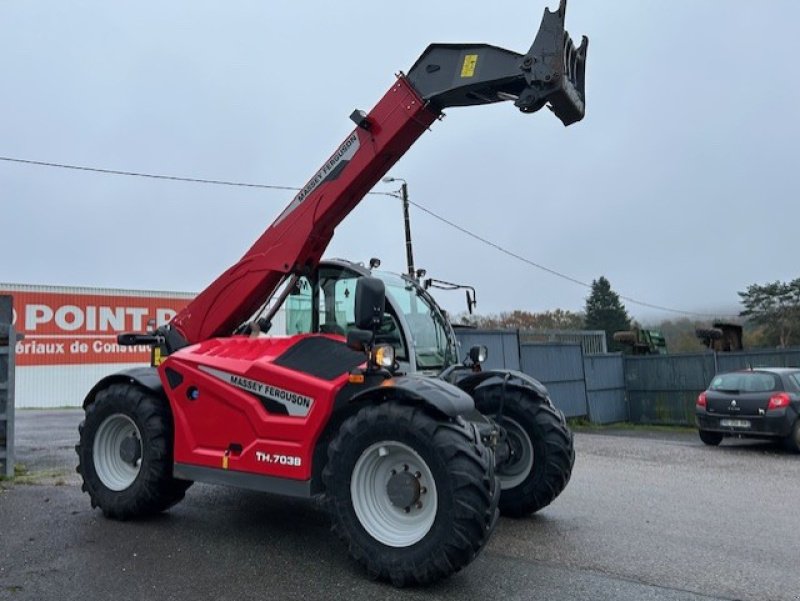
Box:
[695,367,800,452]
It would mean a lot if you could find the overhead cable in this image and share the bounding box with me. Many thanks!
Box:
[0,154,737,318]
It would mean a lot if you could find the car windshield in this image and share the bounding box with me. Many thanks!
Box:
[375,272,455,370]
[709,372,780,393]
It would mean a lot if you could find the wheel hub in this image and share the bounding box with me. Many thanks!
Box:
[505,431,525,466]
[386,470,421,509]
[350,441,438,547]
[92,413,143,492]
[119,435,141,465]
[496,416,534,490]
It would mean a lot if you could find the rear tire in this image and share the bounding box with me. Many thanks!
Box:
[323,403,498,586]
[76,383,191,519]
[474,386,574,517]
[782,420,800,453]
[695,328,723,340]
[698,430,724,446]
[612,331,637,344]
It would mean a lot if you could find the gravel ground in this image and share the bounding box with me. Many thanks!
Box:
[1,409,798,601]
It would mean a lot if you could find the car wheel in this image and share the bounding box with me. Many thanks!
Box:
[698,430,723,446]
[782,420,800,453]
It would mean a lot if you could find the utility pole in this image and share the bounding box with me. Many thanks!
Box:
[399,182,415,278]
[382,177,415,278]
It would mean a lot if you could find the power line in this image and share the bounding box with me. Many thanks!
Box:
[0,154,736,318]
[407,200,735,318]
[0,156,299,191]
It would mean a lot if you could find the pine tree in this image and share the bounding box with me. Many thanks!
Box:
[584,276,631,352]
[739,278,800,347]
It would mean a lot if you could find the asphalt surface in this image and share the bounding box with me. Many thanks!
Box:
[2,410,799,601]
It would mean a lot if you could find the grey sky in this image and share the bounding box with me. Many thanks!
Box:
[1,1,798,322]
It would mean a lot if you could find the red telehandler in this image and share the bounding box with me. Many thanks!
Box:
[76,2,588,585]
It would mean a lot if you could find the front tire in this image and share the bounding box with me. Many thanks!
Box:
[474,386,574,517]
[323,403,498,586]
[76,383,191,519]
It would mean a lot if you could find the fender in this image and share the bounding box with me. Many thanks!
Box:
[447,369,554,409]
[309,373,475,493]
[344,373,474,418]
[82,366,163,408]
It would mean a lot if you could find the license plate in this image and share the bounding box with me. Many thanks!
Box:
[720,419,751,429]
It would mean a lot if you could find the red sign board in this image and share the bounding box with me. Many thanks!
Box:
[1,288,191,366]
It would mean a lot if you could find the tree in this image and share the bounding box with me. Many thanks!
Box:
[738,278,800,348]
[584,276,631,352]
[646,318,706,353]
[459,309,584,330]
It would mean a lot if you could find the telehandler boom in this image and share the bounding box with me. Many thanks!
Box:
[162,1,586,350]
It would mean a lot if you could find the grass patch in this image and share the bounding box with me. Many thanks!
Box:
[18,406,82,411]
[14,468,70,485]
[1,463,71,486]
[0,463,28,481]
[567,418,695,434]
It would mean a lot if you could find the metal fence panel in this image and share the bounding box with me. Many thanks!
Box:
[624,352,714,391]
[625,353,716,425]
[716,349,800,373]
[520,329,607,355]
[520,343,588,417]
[1,295,15,478]
[584,354,626,424]
[587,389,627,424]
[584,354,625,389]
[627,390,700,425]
[520,343,584,381]
[541,381,589,417]
[454,329,520,371]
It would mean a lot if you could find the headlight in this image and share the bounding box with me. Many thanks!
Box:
[372,344,395,368]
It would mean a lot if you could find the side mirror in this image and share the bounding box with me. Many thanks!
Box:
[346,329,373,352]
[468,345,488,365]
[354,277,386,331]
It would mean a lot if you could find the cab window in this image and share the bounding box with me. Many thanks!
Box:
[285,276,314,335]
[282,268,408,360]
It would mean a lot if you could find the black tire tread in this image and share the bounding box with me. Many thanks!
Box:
[695,328,723,340]
[698,429,724,446]
[76,383,190,519]
[781,420,800,453]
[474,386,575,517]
[322,403,498,586]
[612,331,637,344]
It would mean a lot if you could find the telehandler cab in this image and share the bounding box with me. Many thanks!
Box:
[77,1,588,585]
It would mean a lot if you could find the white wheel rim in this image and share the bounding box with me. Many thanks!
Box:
[93,413,142,491]
[350,441,438,547]
[498,416,534,490]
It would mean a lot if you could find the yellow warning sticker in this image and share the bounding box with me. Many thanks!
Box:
[461,54,478,78]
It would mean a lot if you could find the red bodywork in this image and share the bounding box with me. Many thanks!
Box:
[166,334,344,480]
[161,78,438,480]
[170,77,439,345]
